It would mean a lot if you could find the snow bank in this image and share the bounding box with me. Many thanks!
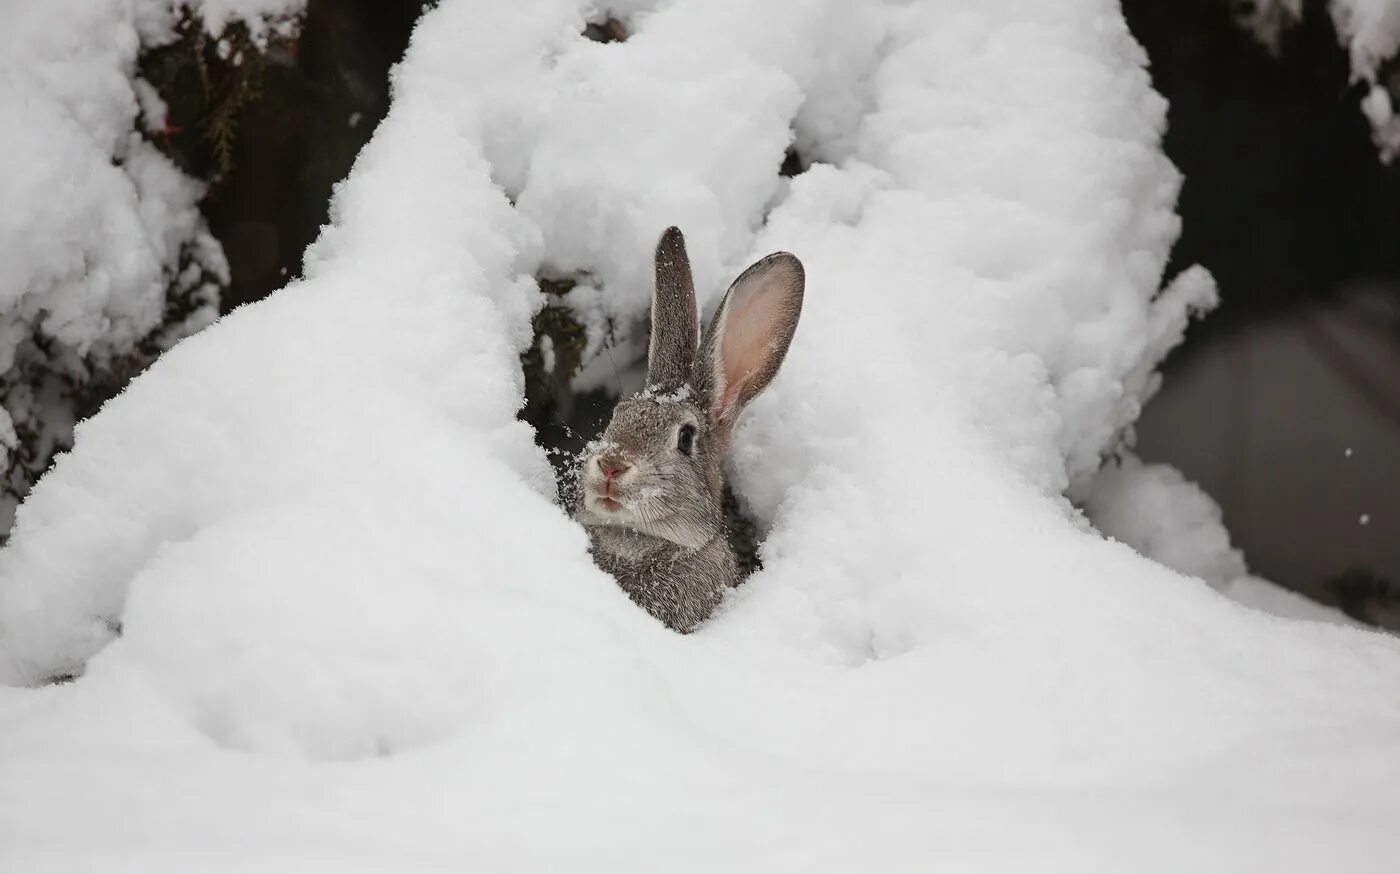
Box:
[2,0,1399,869]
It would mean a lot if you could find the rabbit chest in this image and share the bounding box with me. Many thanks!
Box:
[585,526,738,633]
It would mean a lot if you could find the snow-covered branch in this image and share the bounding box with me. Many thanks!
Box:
[0,1,304,529]
[1233,0,1400,160]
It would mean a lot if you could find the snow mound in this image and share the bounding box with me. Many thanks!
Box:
[2,0,1399,869]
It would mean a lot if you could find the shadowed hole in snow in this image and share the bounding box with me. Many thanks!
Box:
[583,16,629,45]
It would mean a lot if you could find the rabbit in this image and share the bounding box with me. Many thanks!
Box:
[574,226,804,632]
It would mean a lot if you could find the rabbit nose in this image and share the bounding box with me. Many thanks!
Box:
[598,455,629,481]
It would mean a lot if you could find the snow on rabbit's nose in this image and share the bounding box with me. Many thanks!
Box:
[597,454,630,481]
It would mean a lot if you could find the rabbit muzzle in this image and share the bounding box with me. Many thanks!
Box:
[581,451,638,514]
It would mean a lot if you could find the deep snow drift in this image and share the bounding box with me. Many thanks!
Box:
[2,0,1398,871]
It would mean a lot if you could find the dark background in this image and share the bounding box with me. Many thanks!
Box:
[1122,0,1400,615]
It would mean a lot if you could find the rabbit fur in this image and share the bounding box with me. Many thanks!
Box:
[574,227,804,632]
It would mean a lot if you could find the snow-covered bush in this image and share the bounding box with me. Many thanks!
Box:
[2,0,1399,868]
[0,0,303,532]
[1233,0,1400,160]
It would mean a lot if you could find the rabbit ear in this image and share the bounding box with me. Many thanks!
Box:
[696,251,804,440]
[646,226,699,391]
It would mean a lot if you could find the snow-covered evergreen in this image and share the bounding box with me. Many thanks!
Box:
[0,0,303,529]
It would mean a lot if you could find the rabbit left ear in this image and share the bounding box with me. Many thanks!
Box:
[646,227,699,391]
[696,251,804,439]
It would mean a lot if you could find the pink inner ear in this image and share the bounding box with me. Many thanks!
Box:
[718,283,786,411]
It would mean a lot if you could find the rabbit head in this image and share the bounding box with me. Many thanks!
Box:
[576,226,804,553]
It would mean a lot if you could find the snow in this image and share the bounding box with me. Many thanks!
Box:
[2,0,1400,870]
[0,4,201,370]
[1082,453,1359,624]
[1331,0,1400,159]
[1220,574,1364,624]
[0,0,306,525]
[1232,0,1303,53]
[1083,454,1249,590]
[1330,0,1400,81]
[1235,0,1400,160]
[1360,81,1400,161]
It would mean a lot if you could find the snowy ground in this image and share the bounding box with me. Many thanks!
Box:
[2,0,1399,870]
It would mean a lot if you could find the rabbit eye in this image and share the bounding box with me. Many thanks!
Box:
[676,424,696,456]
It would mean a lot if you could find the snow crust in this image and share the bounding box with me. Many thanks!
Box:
[2,0,1399,869]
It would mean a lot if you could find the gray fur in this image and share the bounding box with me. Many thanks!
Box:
[575,227,804,632]
[647,226,698,391]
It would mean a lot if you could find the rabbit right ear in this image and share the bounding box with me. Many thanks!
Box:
[646,227,699,391]
[696,251,804,443]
